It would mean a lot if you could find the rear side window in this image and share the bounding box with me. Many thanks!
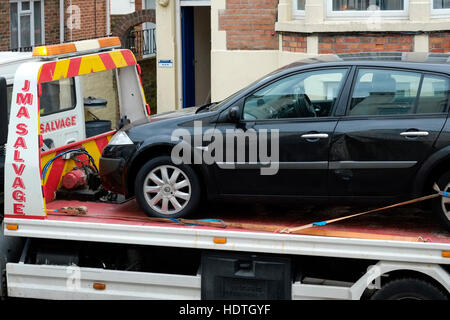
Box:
[348,68,450,116]
[40,78,76,116]
[417,75,450,114]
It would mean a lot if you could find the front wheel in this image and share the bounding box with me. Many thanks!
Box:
[134,156,201,218]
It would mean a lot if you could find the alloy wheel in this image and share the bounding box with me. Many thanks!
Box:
[441,182,450,221]
[143,165,192,215]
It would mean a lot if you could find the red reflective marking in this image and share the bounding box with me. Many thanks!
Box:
[99,52,117,70]
[4,214,46,220]
[39,62,57,83]
[121,50,137,66]
[95,136,110,154]
[67,57,82,78]
[44,156,67,202]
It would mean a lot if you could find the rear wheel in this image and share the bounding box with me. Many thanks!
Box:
[371,278,447,300]
[134,156,201,218]
[432,170,450,231]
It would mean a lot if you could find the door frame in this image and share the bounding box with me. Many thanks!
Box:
[176,0,211,109]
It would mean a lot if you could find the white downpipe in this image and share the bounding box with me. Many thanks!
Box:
[106,0,111,35]
[176,0,183,110]
[60,0,65,43]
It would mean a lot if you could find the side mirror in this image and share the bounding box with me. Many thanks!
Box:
[0,77,7,146]
[227,106,240,123]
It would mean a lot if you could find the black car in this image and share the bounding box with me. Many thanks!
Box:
[99,53,450,231]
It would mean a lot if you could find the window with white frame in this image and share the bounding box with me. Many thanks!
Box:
[327,0,408,17]
[293,0,306,17]
[10,0,45,50]
[434,0,450,9]
[432,0,450,16]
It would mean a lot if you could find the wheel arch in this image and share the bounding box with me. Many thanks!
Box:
[413,145,450,196]
[125,142,212,198]
[351,261,450,300]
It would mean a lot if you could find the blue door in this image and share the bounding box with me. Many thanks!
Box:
[181,6,195,108]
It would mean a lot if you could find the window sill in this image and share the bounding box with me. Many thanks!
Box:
[430,10,450,19]
[276,19,450,34]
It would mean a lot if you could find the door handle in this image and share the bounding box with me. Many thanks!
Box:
[400,131,429,137]
[301,133,329,139]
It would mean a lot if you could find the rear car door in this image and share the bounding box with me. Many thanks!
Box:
[213,67,350,197]
[330,67,450,199]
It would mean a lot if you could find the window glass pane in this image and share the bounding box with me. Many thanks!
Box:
[333,0,403,11]
[434,0,450,9]
[34,1,42,45]
[21,1,31,11]
[145,0,156,9]
[243,69,348,120]
[40,78,77,116]
[297,0,306,10]
[417,75,450,114]
[20,14,31,48]
[349,69,421,116]
[10,3,18,49]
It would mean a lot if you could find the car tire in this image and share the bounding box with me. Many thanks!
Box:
[371,278,447,300]
[134,155,201,219]
[432,170,450,232]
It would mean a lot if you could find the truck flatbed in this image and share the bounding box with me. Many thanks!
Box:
[5,199,450,265]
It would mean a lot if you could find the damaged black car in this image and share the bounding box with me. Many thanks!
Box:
[99,53,450,231]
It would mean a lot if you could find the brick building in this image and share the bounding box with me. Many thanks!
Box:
[211,0,450,100]
[0,0,109,51]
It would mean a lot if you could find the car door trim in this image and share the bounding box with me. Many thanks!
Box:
[216,161,328,170]
[216,161,417,170]
[329,161,417,169]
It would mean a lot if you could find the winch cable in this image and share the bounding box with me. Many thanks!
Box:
[280,183,448,234]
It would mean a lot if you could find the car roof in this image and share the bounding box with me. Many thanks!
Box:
[277,52,450,76]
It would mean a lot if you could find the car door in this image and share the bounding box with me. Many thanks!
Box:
[213,67,350,197]
[329,67,450,199]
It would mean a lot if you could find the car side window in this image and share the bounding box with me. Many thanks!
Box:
[242,69,348,121]
[349,68,422,116]
[417,75,450,114]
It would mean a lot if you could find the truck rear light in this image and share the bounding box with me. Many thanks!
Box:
[6,224,18,231]
[443,251,450,258]
[213,237,227,244]
[93,283,106,290]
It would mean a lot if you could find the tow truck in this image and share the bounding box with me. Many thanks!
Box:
[0,38,449,300]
